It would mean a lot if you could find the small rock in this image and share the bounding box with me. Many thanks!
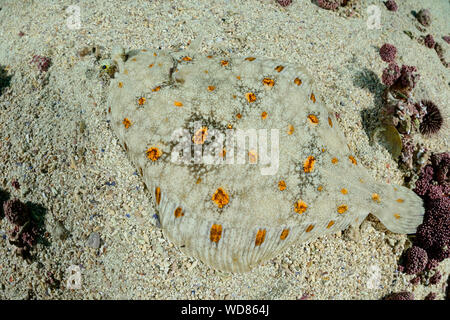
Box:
[86,232,101,249]
[343,224,361,242]
[78,47,92,57]
[384,0,398,12]
[416,9,431,27]
[393,239,404,253]
[79,121,86,134]
[53,220,70,241]
[386,237,396,247]
[85,68,96,80]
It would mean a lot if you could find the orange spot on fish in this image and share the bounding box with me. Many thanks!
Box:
[288,124,294,135]
[122,118,131,129]
[174,207,184,218]
[308,114,319,124]
[303,156,315,173]
[349,156,357,165]
[255,229,266,246]
[245,92,256,103]
[280,229,289,240]
[146,147,161,161]
[248,150,258,164]
[193,127,208,145]
[138,97,146,105]
[212,188,229,208]
[337,205,348,214]
[210,224,223,243]
[155,187,161,205]
[262,78,275,87]
[295,200,308,214]
[372,194,380,202]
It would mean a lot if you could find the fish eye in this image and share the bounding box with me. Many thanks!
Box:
[101,65,107,69]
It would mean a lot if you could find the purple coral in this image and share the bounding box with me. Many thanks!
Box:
[380,43,397,62]
[277,0,292,7]
[413,153,450,264]
[410,276,421,285]
[2,198,43,256]
[426,259,439,271]
[395,64,420,92]
[429,270,442,285]
[443,36,450,44]
[419,100,443,135]
[424,34,435,49]
[427,185,445,200]
[316,0,342,10]
[414,165,434,196]
[384,0,398,12]
[31,55,51,72]
[417,216,449,262]
[416,9,431,27]
[9,222,39,249]
[399,135,415,167]
[404,246,428,275]
[415,152,449,197]
[424,292,436,300]
[433,43,449,68]
[431,152,449,186]
[384,292,414,300]
[11,180,20,190]
[381,62,401,86]
[3,199,30,226]
[434,43,445,58]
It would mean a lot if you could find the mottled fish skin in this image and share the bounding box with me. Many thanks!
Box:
[107,49,424,272]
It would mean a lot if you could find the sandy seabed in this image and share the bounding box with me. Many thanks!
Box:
[0,0,448,299]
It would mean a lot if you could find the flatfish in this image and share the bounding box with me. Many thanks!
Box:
[106,47,424,272]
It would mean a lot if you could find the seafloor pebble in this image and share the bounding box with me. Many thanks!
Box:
[86,232,101,249]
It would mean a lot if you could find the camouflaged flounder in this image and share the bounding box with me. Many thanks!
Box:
[107,47,424,273]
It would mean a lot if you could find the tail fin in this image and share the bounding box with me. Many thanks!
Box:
[370,183,424,234]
